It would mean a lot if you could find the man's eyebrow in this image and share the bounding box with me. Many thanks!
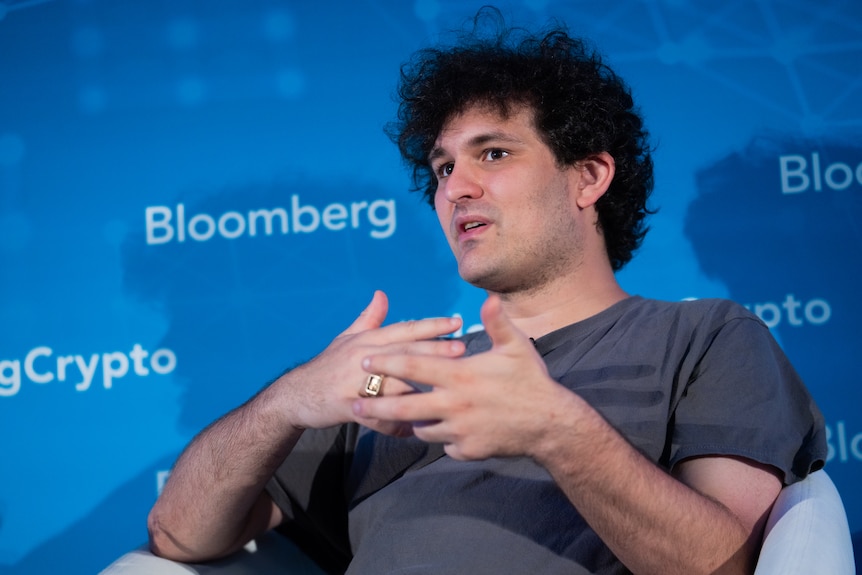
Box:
[428,146,448,164]
[428,131,526,163]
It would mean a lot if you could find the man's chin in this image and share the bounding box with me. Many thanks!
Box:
[459,266,505,292]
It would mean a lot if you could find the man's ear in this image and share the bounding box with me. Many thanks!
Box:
[573,152,615,209]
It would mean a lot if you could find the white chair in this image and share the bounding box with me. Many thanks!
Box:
[100,469,855,575]
[98,531,325,575]
[754,469,855,574]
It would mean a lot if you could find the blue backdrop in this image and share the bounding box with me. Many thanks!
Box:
[1,1,859,573]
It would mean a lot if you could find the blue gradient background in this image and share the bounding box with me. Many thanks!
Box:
[0,1,859,572]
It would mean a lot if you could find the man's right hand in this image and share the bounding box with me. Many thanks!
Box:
[274,290,465,433]
[148,290,463,562]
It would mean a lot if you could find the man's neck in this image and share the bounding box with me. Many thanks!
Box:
[494,268,629,340]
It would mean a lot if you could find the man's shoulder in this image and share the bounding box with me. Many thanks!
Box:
[628,296,762,327]
[453,296,766,353]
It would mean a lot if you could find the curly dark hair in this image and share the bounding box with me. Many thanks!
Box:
[387,9,654,271]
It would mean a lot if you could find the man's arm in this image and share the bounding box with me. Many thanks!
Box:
[147,387,297,562]
[353,295,783,575]
[529,395,781,575]
[148,291,464,563]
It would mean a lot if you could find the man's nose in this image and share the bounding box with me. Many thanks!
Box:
[443,164,484,203]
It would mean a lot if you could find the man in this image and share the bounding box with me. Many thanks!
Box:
[148,11,825,575]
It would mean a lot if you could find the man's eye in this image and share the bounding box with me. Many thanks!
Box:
[484,149,508,161]
[437,163,454,177]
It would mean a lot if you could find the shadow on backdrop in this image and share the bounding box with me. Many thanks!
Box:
[4,177,461,574]
[685,135,861,569]
[121,176,461,434]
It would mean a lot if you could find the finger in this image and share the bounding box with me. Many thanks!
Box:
[411,419,450,444]
[377,338,465,359]
[352,392,442,423]
[341,290,388,335]
[374,315,463,346]
[356,374,422,398]
[480,295,528,348]
[359,418,415,438]
[361,353,456,391]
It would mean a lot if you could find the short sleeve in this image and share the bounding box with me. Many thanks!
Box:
[265,424,355,573]
[668,315,826,484]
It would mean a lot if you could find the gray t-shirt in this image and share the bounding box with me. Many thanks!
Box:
[266,296,826,574]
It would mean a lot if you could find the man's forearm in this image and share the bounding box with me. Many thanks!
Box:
[145,294,463,562]
[533,394,767,575]
[147,380,303,562]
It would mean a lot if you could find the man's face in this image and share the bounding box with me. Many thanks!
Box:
[429,104,587,295]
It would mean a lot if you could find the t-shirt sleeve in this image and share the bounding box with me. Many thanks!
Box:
[668,313,826,484]
[264,423,355,574]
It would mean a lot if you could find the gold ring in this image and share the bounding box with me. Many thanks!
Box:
[362,373,385,397]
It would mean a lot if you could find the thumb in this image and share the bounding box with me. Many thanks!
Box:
[480,294,526,348]
[342,290,389,335]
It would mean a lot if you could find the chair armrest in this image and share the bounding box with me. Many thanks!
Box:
[100,470,858,575]
[754,469,855,575]
[99,531,326,575]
